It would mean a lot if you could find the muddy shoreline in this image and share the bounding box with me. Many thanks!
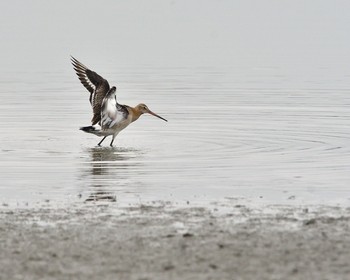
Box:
[1,203,350,280]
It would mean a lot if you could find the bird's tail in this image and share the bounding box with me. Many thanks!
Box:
[80,125,104,136]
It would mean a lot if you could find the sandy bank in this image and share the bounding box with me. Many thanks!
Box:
[1,203,350,280]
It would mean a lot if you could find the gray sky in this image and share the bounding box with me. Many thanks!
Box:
[1,0,350,72]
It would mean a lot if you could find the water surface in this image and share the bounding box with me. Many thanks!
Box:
[1,0,350,207]
[0,65,349,207]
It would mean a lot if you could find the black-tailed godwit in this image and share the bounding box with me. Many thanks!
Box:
[71,56,167,147]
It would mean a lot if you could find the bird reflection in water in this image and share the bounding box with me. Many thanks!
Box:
[81,147,141,202]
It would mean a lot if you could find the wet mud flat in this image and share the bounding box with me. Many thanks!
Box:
[1,202,350,280]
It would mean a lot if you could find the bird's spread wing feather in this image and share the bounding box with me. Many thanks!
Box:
[71,56,110,125]
[101,87,129,130]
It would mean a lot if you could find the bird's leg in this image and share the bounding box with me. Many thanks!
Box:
[110,136,116,147]
[97,136,107,146]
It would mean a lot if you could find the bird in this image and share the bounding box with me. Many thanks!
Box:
[71,56,167,147]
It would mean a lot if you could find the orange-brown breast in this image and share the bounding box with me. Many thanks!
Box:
[129,106,143,123]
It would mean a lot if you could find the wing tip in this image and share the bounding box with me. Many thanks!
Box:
[70,55,77,64]
[70,55,88,69]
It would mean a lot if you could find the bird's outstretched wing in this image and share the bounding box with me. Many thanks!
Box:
[71,56,110,125]
[100,87,129,130]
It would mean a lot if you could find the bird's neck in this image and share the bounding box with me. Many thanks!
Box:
[131,107,142,122]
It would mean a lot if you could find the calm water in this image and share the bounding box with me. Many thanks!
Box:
[0,64,349,207]
[1,1,350,207]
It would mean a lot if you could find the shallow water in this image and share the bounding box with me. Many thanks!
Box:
[0,65,349,207]
[1,1,350,208]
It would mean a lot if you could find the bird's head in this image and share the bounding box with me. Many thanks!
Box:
[136,103,168,122]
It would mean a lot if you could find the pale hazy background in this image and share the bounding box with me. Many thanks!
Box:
[1,0,350,71]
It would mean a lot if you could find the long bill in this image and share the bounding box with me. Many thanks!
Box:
[147,110,168,122]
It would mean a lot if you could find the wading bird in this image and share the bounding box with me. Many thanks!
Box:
[71,56,167,147]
